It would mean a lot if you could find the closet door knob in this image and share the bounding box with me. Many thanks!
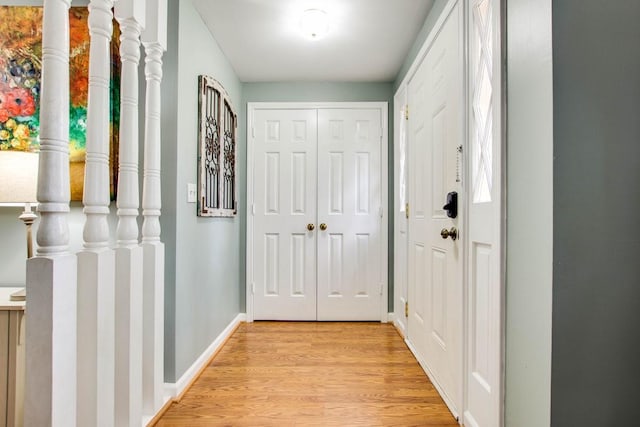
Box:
[307,223,315,231]
[319,223,327,231]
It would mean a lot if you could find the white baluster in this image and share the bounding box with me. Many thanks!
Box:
[114,0,145,425]
[77,1,115,426]
[141,0,167,419]
[25,0,77,426]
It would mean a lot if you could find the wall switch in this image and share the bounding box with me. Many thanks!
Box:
[187,183,197,203]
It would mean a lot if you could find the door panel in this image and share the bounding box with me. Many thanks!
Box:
[408,53,430,360]
[253,109,317,320]
[408,4,462,416]
[317,109,382,321]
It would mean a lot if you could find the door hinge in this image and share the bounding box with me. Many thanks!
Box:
[379,283,383,295]
[404,301,409,317]
[251,282,255,294]
[251,204,256,216]
[379,206,384,218]
[405,203,409,219]
[251,126,255,138]
[405,105,409,121]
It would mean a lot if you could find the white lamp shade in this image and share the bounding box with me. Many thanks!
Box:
[0,151,39,204]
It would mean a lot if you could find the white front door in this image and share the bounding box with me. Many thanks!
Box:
[252,109,318,320]
[249,104,385,321]
[407,3,463,416]
[316,109,383,321]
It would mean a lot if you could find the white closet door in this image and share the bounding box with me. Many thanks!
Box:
[316,109,383,321]
[407,4,463,416]
[252,109,318,320]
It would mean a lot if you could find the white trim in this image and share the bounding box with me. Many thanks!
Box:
[379,102,389,323]
[394,0,460,97]
[245,103,255,323]
[163,313,246,399]
[247,101,387,110]
[246,102,389,323]
[393,316,408,339]
[461,0,471,421]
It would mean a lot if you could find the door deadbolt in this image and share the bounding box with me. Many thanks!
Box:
[440,227,458,241]
[307,223,315,231]
[319,223,327,231]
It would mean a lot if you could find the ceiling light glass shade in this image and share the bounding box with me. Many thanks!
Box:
[300,9,329,39]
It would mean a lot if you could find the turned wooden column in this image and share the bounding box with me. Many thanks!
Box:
[114,0,145,425]
[141,0,167,419]
[77,1,116,425]
[25,0,78,425]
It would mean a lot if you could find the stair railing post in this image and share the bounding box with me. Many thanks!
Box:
[77,1,116,425]
[141,0,168,420]
[25,0,78,425]
[114,0,146,425]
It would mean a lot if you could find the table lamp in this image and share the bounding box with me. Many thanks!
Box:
[0,150,39,259]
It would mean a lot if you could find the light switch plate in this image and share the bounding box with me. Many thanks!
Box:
[187,183,197,203]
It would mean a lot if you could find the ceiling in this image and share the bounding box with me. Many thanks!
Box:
[193,0,435,83]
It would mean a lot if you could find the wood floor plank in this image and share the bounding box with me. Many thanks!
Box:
[154,322,458,426]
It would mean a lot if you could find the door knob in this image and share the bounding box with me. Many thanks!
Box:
[440,227,458,241]
[319,223,327,231]
[307,223,315,231]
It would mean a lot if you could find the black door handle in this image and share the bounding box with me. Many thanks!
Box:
[443,191,458,218]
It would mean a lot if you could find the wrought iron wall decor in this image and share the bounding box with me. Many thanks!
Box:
[197,75,237,217]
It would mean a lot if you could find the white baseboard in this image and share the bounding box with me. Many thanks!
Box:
[163,313,246,400]
[387,312,395,323]
[392,317,407,339]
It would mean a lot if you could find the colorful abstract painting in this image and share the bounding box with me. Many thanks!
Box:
[0,6,120,200]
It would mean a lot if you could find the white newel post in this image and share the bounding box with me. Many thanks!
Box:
[77,1,116,426]
[114,0,145,425]
[25,0,78,426]
[141,0,167,419]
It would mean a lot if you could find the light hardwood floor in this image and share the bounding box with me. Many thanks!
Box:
[154,322,458,426]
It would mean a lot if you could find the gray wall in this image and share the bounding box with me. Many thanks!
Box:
[0,206,36,285]
[393,0,446,92]
[505,0,554,426]
[160,0,180,384]
[239,82,394,312]
[164,0,243,383]
[552,1,640,425]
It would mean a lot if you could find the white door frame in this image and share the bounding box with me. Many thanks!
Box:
[393,0,505,425]
[392,86,409,338]
[246,102,389,323]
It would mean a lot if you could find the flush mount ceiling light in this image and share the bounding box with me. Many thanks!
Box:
[300,9,329,40]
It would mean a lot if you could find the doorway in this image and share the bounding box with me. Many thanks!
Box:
[393,0,504,425]
[246,102,388,321]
